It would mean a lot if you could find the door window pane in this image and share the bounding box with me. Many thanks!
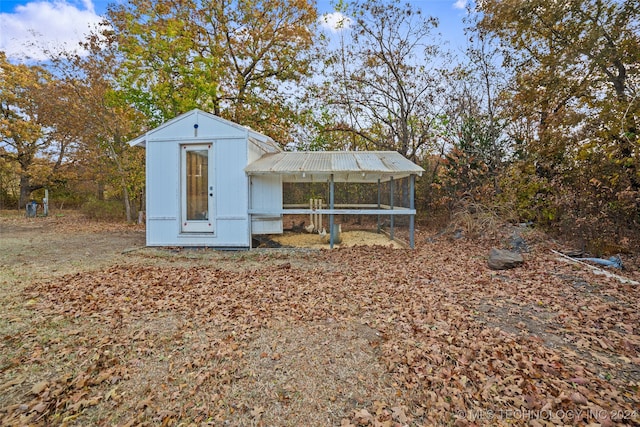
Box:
[186,149,209,220]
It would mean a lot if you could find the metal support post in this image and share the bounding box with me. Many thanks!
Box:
[390,176,394,241]
[377,178,381,233]
[409,175,415,249]
[329,174,335,249]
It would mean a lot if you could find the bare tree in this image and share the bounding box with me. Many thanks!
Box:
[315,0,447,162]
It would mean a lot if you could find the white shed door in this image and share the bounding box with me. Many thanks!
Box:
[181,144,214,233]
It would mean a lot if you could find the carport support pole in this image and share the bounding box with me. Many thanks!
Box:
[377,179,381,233]
[329,173,335,249]
[248,176,253,249]
[390,176,394,240]
[410,175,415,249]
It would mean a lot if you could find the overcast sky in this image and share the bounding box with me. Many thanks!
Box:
[0,0,470,62]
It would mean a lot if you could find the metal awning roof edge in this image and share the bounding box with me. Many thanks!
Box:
[245,151,423,182]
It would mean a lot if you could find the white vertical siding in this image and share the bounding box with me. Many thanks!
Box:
[143,112,252,247]
[250,174,283,234]
[146,140,180,246]
[216,139,247,218]
[147,140,179,218]
[131,109,281,248]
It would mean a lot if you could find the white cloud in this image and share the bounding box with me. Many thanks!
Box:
[453,0,468,9]
[319,12,352,33]
[0,0,103,61]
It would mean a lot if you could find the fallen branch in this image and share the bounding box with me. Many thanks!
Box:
[551,249,639,285]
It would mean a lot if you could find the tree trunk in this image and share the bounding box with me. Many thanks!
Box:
[122,183,132,223]
[109,134,133,222]
[19,175,32,209]
[97,182,105,201]
[19,174,45,209]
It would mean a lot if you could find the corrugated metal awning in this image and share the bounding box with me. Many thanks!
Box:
[245,151,423,183]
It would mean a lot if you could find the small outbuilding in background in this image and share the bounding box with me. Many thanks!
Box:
[129,109,424,249]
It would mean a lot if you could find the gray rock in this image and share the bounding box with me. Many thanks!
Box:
[508,233,529,253]
[488,248,524,270]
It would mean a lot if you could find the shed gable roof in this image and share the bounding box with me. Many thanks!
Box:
[127,109,280,153]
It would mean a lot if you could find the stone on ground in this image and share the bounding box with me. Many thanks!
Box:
[488,247,524,270]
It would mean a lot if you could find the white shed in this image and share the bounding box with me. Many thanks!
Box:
[128,109,282,248]
[130,109,424,249]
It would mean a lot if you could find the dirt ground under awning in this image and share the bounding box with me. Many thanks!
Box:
[262,230,406,249]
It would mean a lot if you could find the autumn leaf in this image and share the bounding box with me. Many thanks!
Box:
[250,406,265,418]
[391,406,409,424]
[30,381,48,395]
[353,408,373,425]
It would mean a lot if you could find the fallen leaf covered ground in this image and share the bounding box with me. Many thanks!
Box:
[0,212,639,426]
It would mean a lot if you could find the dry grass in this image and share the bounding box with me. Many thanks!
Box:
[225,320,394,426]
[450,201,502,239]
